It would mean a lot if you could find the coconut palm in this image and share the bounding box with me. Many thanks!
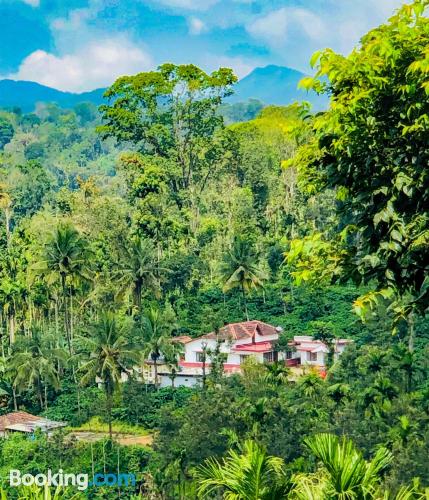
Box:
[195,439,289,499]
[116,236,163,311]
[291,433,393,499]
[34,222,92,353]
[9,327,67,410]
[220,236,267,321]
[140,306,178,389]
[78,312,139,440]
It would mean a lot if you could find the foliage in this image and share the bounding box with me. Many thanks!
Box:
[296,0,429,315]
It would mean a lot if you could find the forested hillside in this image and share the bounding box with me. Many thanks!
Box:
[0,1,428,499]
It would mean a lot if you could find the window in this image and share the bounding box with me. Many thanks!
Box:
[240,355,249,364]
[263,351,277,363]
[286,350,293,360]
[196,352,207,363]
[307,352,317,362]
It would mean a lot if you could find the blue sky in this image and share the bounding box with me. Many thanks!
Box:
[0,0,405,92]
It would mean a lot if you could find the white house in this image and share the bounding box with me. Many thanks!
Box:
[153,321,352,388]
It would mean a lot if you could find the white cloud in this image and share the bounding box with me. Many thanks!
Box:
[204,55,254,79]
[51,8,92,32]
[247,7,326,47]
[8,39,154,92]
[188,17,207,35]
[21,0,40,6]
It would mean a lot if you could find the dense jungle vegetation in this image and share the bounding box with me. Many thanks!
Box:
[0,1,428,498]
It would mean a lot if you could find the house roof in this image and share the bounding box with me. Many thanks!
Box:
[0,411,43,432]
[202,320,281,341]
[233,341,273,353]
[0,411,66,433]
[172,335,193,344]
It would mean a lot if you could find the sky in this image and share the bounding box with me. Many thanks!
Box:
[0,0,406,93]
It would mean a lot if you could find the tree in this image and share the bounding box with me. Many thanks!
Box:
[10,328,66,410]
[116,236,161,311]
[98,63,237,211]
[34,222,92,353]
[140,306,178,389]
[296,1,429,316]
[78,312,139,440]
[220,236,267,320]
[195,439,288,499]
[291,433,393,499]
[0,117,14,149]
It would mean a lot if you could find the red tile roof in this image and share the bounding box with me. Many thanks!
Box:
[0,411,42,432]
[202,321,280,341]
[172,335,193,344]
[233,341,273,353]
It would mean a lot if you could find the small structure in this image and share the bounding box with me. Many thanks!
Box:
[0,411,67,437]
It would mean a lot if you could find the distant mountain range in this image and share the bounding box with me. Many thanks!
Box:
[0,80,105,112]
[231,65,328,110]
[0,65,327,113]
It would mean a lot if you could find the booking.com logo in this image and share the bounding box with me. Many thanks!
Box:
[10,469,136,491]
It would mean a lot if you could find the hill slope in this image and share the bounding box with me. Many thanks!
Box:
[0,65,328,113]
[230,65,328,111]
[0,80,105,112]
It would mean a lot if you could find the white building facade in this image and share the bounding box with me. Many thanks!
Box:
[153,321,352,388]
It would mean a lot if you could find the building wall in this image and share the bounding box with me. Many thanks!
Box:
[184,338,231,362]
[298,350,326,366]
[159,374,199,388]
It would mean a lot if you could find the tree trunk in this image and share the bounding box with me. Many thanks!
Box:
[408,312,415,353]
[241,283,249,321]
[61,275,72,355]
[154,359,159,390]
[8,313,15,345]
[107,392,113,441]
[12,386,17,411]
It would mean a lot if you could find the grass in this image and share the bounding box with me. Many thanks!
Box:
[69,416,149,435]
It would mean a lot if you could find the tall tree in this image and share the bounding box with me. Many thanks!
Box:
[116,236,161,311]
[220,236,266,320]
[78,312,139,440]
[98,64,237,212]
[140,306,177,389]
[10,327,66,410]
[33,222,92,353]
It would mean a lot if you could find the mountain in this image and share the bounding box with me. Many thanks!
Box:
[0,80,105,112]
[0,65,328,113]
[230,65,328,111]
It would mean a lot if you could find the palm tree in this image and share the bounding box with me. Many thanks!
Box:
[34,222,92,353]
[163,342,184,389]
[220,236,266,321]
[140,306,178,389]
[195,439,289,499]
[117,236,163,311]
[78,312,139,440]
[264,362,290,387]
[291,433,392,499]
[9,327,67,410]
